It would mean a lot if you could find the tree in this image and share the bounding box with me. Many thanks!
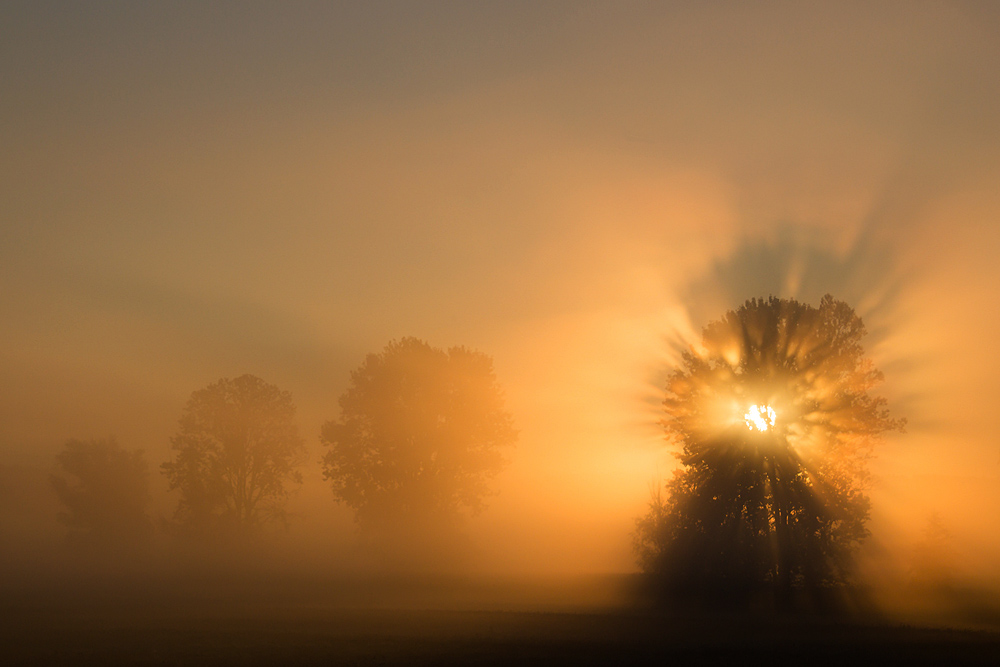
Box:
[910,513,956,586]
[634,296,904,602]
[161,374,305,536]
[50,437,151,547]
[321,337,517,531]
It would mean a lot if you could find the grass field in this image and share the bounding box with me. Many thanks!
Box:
[4,574,1000,665]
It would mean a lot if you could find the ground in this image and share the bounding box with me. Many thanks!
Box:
[3,575,1000,665]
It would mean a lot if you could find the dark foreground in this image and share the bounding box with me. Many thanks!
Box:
[4,577,1000,666]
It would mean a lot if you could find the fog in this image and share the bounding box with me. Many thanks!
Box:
[3,1,1000,628]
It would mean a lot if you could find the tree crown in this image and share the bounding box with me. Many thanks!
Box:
[161,374,305,535]
[321,337,517,527]
[50,437,150,543]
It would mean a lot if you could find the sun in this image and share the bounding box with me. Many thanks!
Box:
[744,404,776,432]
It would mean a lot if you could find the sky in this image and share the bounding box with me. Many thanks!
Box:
[2,1,1000,577]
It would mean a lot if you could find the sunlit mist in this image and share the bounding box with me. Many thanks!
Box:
[3,4,1000,661]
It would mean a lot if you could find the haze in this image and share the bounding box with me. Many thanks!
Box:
[2,1,1000,616]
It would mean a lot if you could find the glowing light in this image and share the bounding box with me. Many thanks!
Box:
[745,404,776,432]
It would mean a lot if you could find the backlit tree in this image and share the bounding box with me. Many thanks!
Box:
[634,296,904,600]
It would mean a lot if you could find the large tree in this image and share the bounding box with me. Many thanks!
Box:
[162,374,305,536]
[50,437,151,547]
[634,296,904,600]
[321,337,517,530]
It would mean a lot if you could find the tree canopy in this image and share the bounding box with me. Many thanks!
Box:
[321,337,517,530]
[634,295,904,601]
[50,437,151,547]
[161,374,305,536]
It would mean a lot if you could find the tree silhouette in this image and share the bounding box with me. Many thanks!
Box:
[321,338,517,531]
[161,375,305,536]
[634,296,904,602]
[910,513,956,586]
[50,437,151,547]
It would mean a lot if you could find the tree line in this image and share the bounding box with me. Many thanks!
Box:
[49,296,904,602]
[50,337,517,550]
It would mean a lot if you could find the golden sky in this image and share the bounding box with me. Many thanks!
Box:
[3,2,1000,575]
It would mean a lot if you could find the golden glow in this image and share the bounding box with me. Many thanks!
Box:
[744,404,776,432]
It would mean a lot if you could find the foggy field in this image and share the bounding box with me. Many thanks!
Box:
[5,3,1000,665]
[4,575,1000,666]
